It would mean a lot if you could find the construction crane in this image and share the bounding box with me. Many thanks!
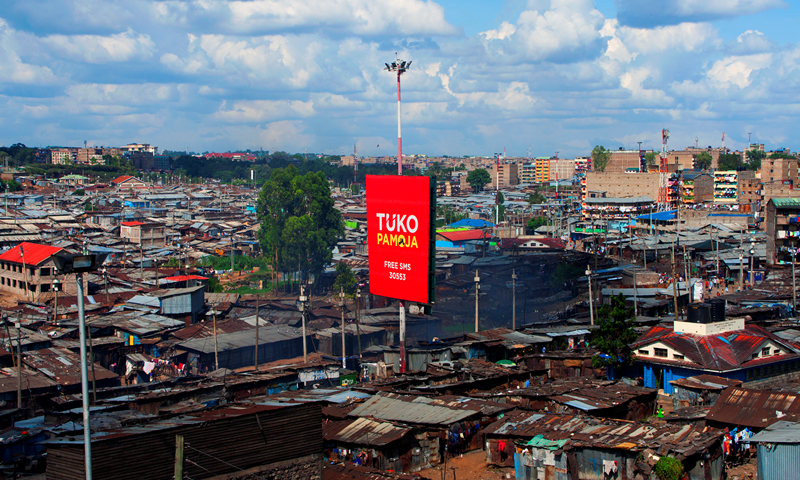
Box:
[658,128,670,211]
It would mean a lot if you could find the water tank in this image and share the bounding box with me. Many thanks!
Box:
[687,303,711,324]
[709,298,726,323]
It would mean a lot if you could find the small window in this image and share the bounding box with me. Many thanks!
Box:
[673,354,684,360]
[638,349,649,355]
[775,349,781,355]
[752,353,759,360]
[762,347,771,357]
[654,348,668,358]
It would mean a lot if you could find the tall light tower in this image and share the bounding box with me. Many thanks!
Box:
[658,129,670,211]
[384,56,411,175]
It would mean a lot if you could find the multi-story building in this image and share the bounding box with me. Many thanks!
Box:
[153,155,172,171]
[128,151,154,170]
[766,198,800,265]
[548,158,575,182]
[582,172,660,202]
[681,173,714,204]
[762,157,799,184]
[121,143,158,155]
[0,242,84,303]
[533,157,549,183]
[489,164,519,189]
[76,148,104,165]
[120,221,166,247]
[574,157,591,173]
[681,147,727,170]
[520,163,535,184]
[713,171,739,203]
[50,148,76,165]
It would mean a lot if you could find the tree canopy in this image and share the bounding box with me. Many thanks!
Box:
[644,151,657,166]
[591,293,638,367]
[333,262,357,296]
[746,149,765,170]
[717,153,742,171]
[257,165,343,289]
[466,168,491,192]
[527,192,546,205]
[591,146,611,172]
[694,151,712,170]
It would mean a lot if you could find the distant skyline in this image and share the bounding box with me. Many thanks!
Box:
[0,0,798,158]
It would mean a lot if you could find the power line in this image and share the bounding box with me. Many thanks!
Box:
[185,444,246,472]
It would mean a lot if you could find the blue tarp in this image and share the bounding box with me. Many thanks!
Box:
[445,218,495,228]
[635,210,677,221]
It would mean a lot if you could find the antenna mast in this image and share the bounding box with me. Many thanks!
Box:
[658,129,670,211]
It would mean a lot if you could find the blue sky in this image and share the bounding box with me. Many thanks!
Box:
[0,0,798,158]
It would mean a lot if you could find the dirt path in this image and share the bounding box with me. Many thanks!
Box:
[418,450,514,480]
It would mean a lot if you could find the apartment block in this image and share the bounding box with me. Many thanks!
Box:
[766,198,800,265]
[681,173,714,204]
[548,158,575,181]
[582,172,660,202]
[120,221,166,247]
[520,163,535,184]
[50,148,77,165]
[489,164,519,189]
[76,148,104,165]
[121,143,158,155]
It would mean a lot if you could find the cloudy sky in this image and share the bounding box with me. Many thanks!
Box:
[0,0,797,157]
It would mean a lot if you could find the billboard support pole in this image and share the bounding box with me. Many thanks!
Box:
[399,301,406,373]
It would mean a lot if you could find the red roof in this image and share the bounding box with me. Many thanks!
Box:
[633,323,800,371]
[437,230,488,242]
[0,243,62,266]
[533,237,566,249]
[111,175,133,184]
[121,221,145,226]
[163,275,208,282]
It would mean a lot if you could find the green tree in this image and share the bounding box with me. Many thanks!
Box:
[591,145,611,172]
[645,151,657,166]
[717,153,742,171]
[526,216,548,233]
[257,165,343,291]
[527,192,546,205]
[551,262,581,287]
[466,168,491,192]
[653,456,684,480]
[591,294,638,367]
[694,151,712,170]
[206,277,224,293]
[73,189,85,196]
[494,191,505,222]
[332,262,357,296]
[746,149,765,170]
[768,152,796,159]
[0,179,21,192]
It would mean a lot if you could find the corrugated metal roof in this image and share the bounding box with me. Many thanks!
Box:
[772,198,800,208]
[749,420,800,443]
[348,392,478,425]
[706,387,800,428]
[323,417,411,446]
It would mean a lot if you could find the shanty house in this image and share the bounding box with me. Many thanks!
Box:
[119,221,166,247]
[631,316,800,393]
[0,242,84,303]
[749,420,800,480]
[323,417,416,472]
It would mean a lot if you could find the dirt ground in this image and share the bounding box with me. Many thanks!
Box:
[418,450,514,480]
[726,457,757,480]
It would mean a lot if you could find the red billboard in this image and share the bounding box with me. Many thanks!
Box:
[367,175,435,304]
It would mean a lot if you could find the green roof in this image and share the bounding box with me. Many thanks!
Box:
[525,435,568,450]
[771,198,800,208]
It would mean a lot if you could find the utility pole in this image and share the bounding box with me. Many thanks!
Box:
[474,270,481,332]
[586,267,594,326]
[15,321,21,410]
[672,240,680,319]
[86,322,97,404]
[174,435,185,480]
[139,243,144,281]
[254,294,259,370]
[794,239,798,316]
[511,269,517,330]
[212,303,219,371]
[633,268,638,318]
[76,272,93,480]
[53,278,60,325]
[356,285,363,359]
[340,287,346,369]
[299,285,308,363]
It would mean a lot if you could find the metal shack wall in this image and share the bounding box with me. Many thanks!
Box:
[757,443,800,480]
[576,448,631,480]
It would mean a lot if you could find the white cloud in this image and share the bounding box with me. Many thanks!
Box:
[152,0,457,36]
[0,19,57,84]
[620,67,673,103]
[618,22,715,55]
[707,53,772,89]
[215,99,315,123]
[41,29,156,63]
[481,22,516,41]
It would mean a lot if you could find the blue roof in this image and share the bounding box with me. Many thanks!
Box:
[446,218,494,228]
[635,209,677,221]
